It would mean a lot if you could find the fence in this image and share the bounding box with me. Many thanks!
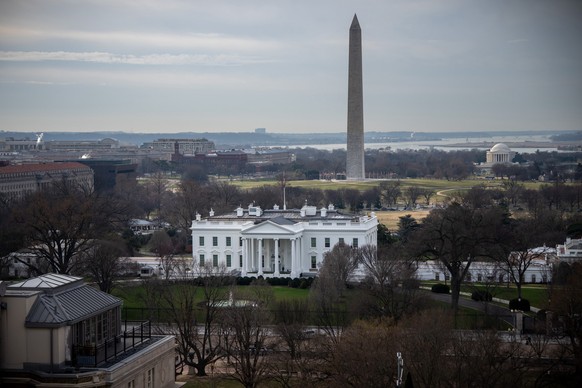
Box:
[73,320,151,367]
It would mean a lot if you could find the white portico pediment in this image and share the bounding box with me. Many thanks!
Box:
[241,220,303,237]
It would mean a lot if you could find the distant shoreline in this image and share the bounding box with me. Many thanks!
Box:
[441,141,581,149]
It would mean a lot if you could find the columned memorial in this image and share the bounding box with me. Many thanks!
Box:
[346,14,365,180]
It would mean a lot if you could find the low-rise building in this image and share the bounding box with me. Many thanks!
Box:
[556,237,582,263]
[0,273,175,387]
[191,203,378,278]
[0,162,94,202]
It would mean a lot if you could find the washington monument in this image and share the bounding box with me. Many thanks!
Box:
[346,14,365,180]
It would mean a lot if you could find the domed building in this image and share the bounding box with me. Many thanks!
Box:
[476,143,517,175]
[486,143,515,164]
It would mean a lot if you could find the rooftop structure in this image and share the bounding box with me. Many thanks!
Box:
[0,273,175,387]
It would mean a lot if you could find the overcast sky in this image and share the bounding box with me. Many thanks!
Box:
[1,0,581,134]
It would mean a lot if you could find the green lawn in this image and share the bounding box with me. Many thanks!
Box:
[113,282,311,309]
[229,177,545,193]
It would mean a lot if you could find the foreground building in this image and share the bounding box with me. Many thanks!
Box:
[0,273,175,387]
[191,203,378,278]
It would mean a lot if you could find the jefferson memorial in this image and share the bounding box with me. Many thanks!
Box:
[486,143,516,164]
[476,143,517,174]
[191,203,378,278]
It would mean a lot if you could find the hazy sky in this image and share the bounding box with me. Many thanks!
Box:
[1,0,581,134]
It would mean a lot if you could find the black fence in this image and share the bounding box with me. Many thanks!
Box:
[73,321,151,367]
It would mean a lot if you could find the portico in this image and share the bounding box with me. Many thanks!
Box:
[191,203,378,278]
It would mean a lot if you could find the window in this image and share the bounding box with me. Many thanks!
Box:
[239,237,243,246]
[542,275,548,283]
[311,256,317,269]
[531,274,536,283]
[239,255,243,267]
[435,273,440,281]
[213,254,218,267]
[352,238,358,248]
[199,236,204,246]
[199,254,205,266]
[311,237,317,248]
[146,368,154,388]
[324,237,330,248]
[339,237,344,245]
[212,236,218,246]
[127,381,135,388]
[499,274,505,283]
[477,274,482,282]
[226,254,232,267]
[226,236,231,246]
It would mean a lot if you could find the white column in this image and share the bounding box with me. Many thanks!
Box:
[242,238,247,276]
[258,238,263,275]
[291,238,297,277]
[274,238,280,275]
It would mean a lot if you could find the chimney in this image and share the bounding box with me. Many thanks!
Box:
[195,213,201,221]
[320,207,327,217]
[209,208,214,217]
[236,206,244,217]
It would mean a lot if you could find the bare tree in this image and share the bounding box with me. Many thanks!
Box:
[358,244,419,321]
[79,238,130,293]
[379,180,401,207]
[222,279,273,388]
[14,182,108,275]
[327,319,397,387]
[412,202,504,311]
[147,263,235,377]
[403,186,423,208]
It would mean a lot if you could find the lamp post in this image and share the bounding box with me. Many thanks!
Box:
[396,352,404,387]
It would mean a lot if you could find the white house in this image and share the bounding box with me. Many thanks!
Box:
[190,203,378,278]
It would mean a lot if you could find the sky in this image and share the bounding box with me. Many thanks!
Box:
[1,0,581,134]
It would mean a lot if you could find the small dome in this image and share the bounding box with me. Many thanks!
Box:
[490,143,511,153]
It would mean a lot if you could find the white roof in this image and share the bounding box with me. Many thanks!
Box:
[490,143,511,153]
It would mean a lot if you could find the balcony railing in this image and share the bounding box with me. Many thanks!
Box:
[73,320,151,367]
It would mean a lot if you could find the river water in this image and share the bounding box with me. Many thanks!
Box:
[285,135,562,154]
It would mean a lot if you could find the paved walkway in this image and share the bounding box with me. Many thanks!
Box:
[421,288,517,326]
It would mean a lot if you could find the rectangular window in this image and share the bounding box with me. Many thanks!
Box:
[435,273,440,281]
[239,237,243,246]
[339,237,344,245]
[352,238,358,248]
[226,254,232,267]
[127,380,135,388]
[213,254,218,267]
[226,236,231,246]
[199,236,204,246]
[311,237,317,248]
[146,368,154,388]
[311,256,317,269]
[324,237,330,248]
[212,236,218,246]
[239,255,243,267]
[199,254,205,266]
[531,274,536,283]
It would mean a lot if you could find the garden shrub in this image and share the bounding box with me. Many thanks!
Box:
[471,290,492,302]
[431,283,450,294]
[508,298,530,312]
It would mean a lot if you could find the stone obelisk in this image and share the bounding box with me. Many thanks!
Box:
[346,14,365,180]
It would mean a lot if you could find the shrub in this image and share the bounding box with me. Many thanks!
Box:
[431,283,450,294]
[288,278,301,288]
[299,279,308,289]
[471,290,492,302]
[402,278,420,290]
[508,298,530,312]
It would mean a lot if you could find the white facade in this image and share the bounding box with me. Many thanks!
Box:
[556,237,582,263]
[191,204,378,278]
[486,143,516,164]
